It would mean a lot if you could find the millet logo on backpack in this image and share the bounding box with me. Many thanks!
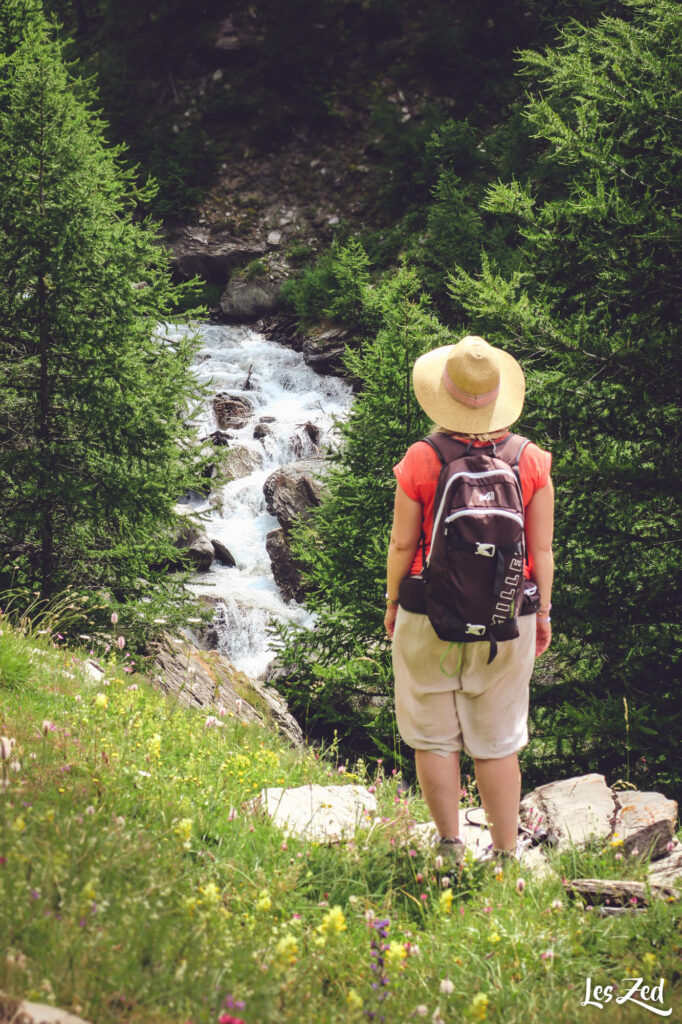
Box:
[477,491,495,501]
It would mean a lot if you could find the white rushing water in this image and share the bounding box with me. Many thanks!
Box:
[168,323,353,678]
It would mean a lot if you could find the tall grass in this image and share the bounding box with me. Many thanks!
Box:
[0,618,680,1023]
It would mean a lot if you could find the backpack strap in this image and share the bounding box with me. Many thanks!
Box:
[420,433,471,465]
[493,432,531,488]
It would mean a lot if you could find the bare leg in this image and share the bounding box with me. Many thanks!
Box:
[415,749,461,839]
[473,753,521,851]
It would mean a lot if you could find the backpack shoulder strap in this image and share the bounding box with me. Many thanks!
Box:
[495,433,531,484]
[421,433,470,466]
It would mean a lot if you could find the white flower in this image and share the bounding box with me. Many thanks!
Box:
[0,736,16,761]
[439,979,455,995]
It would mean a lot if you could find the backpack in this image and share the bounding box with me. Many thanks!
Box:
[419,432,531,663]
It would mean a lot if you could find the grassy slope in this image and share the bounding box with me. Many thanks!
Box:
[0,621,680,1024]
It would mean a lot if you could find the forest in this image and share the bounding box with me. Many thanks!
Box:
[1,0,680,799]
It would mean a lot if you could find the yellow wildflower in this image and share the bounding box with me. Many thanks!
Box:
[385,940,407,966]
[275,933,299,967]
[256,890,272,912]
[439,889,454,914]
[609,832,624,848]
[148,734,161,759]
[346,989,363,1011]
[94,692,108,709]
[470,993,490,1019]
[643,952,657,969]
[317,904,346,938]
[13,816,26,834]
[174,818,192,845]
[200,882,221,906]
[488,932,501,944]
[82,881,96,902]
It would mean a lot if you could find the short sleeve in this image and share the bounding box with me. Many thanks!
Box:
[393,442,441,504]
[518,442,552,507]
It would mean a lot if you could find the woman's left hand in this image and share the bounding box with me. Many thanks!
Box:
[384,604,399,638]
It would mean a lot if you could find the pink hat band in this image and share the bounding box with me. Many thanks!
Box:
[442,367,500,408]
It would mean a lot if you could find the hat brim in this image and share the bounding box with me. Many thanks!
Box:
[413,344,525,433]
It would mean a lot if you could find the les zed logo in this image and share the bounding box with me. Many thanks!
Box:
[582,976,671,1016]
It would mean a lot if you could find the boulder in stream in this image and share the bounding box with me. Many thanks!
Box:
[211,539,236,567]
[266,528,305,603]
[263,457,327,530]
[302,325,350,376]
[213,393,253,430]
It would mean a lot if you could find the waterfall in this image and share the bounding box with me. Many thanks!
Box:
[167,323,353,677]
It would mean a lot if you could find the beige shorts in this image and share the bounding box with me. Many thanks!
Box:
[392,609,536,760]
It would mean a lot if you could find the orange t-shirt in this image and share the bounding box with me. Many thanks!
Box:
[393,433,552,579]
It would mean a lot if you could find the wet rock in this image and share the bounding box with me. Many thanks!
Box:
[220,279,283,321]
[257,313,305,352]
[253,422,273,441]
[302,326,349,376]
[224,443,264,480]
[206,429,233,446]
[259,415,276,423]
[175,524,215,572]
[213,393,253,430]
[266,528,305,603]
[169,230,266,284]
[211,539,236,567]
[303,421,321,446]
[263,457,327,530]
[256,783,376,843]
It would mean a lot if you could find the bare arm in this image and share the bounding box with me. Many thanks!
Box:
[384,483,423,637]
[525,476,554,657]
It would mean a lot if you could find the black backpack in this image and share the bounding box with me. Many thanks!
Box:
[406,432,532,663]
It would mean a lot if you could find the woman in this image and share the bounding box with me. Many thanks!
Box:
[384,336,553,861]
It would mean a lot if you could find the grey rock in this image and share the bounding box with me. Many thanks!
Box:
[170,232,266,284]
[259,415,276,423]
[614,790,678,860]
[224,443,264,480]
[648,845,682,889]
[175,525,214,572]
[213,393,253,430]
[253,422,273,441]
[266,528,305,603]
[152,635,303,747]
[520,773,617,850]
[1,998,93,1024]
[257,783,376,843]
[211,539,236,567]
[302,326,349,376]
[206,429,233,446]
[220,279,283,321]
[263,457,327,530]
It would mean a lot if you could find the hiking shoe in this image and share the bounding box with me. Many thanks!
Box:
[476,837,529,865]
[435,837,466,870]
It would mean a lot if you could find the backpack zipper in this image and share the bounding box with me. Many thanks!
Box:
[444,508,524,526]
[431,468,521,548]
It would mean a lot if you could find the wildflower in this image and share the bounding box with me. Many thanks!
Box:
[85,805,95,815]
[432,1008,446,1024]
[414,1006,428,1017]
[219,1016,246,1024]
[127,684,138,692]
[116,636,125,649]
[516,877,525,894]
[0,736,16,761]
[275,933,298,967]
[385,940,407,966]
[13,817,26,834]
[540,950,555,961]
[94,693,108,710]
[666,841,675,853]
[235,698,243,713]
[470,992,490,1020]
[204,716,225,730]
[643,952,657,969]
[9,761,20,774]
[337,765,346,774]
[227,808,238,821]
[346,989,362,1011]
[439,889,453,914]
[609,833,623,848]
[200,882,221,906]
[440,876,450,889]
[148,734,161,759]
[256,890,272,912]
[434,855,444,871]
[74,694,82,703]
[439,979,455,995]
[615,852,623,861]
[365,908,376,926]
[317,905,346,940]
[110,612,118,625]
[41,720,56,735]
[488,932,501,944]
[550,899,563,911]
[218,704,228,717]
[174,818,193,846]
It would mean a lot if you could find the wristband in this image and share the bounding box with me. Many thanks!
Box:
[385,592,399,606]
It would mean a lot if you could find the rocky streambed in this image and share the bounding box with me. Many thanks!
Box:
[167,322,353,678]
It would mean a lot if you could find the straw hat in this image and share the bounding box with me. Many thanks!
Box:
[412,335,525,434]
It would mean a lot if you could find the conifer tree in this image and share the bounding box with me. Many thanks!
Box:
[448,0,682,791]
[0,12,206,628]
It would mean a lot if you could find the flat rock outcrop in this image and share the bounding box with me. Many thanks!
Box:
[169,228,266,284]
[257,783,376,843]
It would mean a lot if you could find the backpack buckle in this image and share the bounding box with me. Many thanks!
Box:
[465,624,486,637]
[475,542,496,557]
